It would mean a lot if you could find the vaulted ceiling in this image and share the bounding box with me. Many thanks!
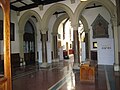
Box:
[10,0,65,11]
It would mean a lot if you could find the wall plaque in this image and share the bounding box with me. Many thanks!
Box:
[91,14,109,38]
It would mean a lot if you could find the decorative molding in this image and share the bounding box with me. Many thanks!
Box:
[38,5,43,11]
[16,11,20,16]
[70,0,75,4]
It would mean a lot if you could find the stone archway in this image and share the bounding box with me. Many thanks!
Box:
[79,15,90,59]
[74,0,119,71]
[18,10,42,66]
[39,3,74,67]
[71,0,116,69]
[52,14,69,61]
[41,3,74,34]
[74,0,116,24]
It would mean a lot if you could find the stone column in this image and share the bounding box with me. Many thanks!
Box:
[40,31,49,68]
[52,33,58,61]
[84,29,90,59]
[72,24,80,70]
[19,30,25,66]
[111,17,120,71]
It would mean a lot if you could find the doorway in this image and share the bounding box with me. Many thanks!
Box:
[24,21,35,65]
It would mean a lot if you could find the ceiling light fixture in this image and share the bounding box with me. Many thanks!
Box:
[81,0,87,2]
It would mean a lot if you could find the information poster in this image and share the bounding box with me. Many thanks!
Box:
[98,39,114,65]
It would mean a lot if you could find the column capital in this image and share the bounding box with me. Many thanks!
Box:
[71,23,79,30]
[41,31,47,34]
[70,0,75,4]
[84,29,90,33]
[19,30,24,34]
[41,27,48,34]
[111,17,117,26]
[38,5,43,11]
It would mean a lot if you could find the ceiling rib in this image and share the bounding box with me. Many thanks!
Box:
[10,0,65,11]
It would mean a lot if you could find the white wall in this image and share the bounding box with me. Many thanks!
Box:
[10,10,20,53]
[82,6,114,65]
[0,10,20,54]
[82,6,113,51]
[58,20,64,46]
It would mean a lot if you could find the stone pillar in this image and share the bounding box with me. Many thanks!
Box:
[72,24,80,70]
[84,29,90,59]
[52,33,58,61]
[111,17,120,71]
[40,31,49,68]
[19,30,25,66]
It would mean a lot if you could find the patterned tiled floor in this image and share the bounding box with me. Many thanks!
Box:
[12,58,120,90]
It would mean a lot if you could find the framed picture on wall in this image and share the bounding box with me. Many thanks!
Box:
[91,14,109,38]
[0,20,15,41]
[93,42,97,48]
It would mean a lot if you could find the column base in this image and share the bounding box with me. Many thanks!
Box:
[20,62,23,67]
[40,62,50,68]
[52,58,59,62]
[114,64,120,71]
[23,61,26,66]
[73,63,80,70]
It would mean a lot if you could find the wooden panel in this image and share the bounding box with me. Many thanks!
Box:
[0,53,20,69]
[80,65,95,83]
[91,50,97,61]
[0,77,7,90]
[11,53,20,68]
[24,53,35,65]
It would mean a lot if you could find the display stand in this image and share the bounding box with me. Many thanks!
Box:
[80,60,97,83]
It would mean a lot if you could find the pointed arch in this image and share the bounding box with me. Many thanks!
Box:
[18,10,42,64]
[42,3,74,33]
[19,10,42,32]
[73,0,116,25]
[53,14,69,34]
[79,15,89,32]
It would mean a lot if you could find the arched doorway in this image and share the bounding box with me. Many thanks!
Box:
[24,20,35,65]
[40,3,74,65]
